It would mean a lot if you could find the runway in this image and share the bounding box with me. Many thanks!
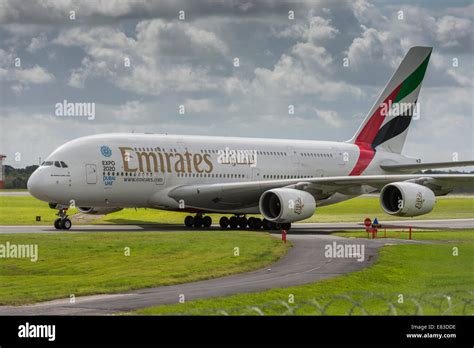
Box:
[0,218,470,315]
[0,218,472,234]
[0,191,30,196]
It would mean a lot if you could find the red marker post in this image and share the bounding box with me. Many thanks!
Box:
[364,218,372,231]
[364,218,372,238]
[282,229,287,244]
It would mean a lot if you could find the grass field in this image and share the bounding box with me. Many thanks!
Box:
[133,230,474,315]
[0,231,288,305]
[0,195,472,225]
[0,196,79,226]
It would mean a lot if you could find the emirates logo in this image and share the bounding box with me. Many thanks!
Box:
[294,198,304,215]
[415,192,425,209]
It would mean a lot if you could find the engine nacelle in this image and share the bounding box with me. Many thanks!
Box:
[77,207,123,215]
[259,188,316,223]
[380,182,435,217]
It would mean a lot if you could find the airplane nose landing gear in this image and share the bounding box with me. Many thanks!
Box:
[54,208,72,230]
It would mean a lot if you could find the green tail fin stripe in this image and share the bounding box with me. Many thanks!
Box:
[393,52,431,104]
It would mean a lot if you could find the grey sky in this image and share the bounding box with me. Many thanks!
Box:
[0,0,472,168]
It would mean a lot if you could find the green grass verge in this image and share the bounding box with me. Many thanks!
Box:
[0,231,288,305]
[0,196,79,226]
[133,230,474,315]
[1,196,472,225]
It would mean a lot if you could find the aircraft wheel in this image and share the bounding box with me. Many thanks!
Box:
[229,216,238,229]
[202,216,212,228]
[193,216,203,228]
[219,217,229,229]
[238,217,248,229]
[184,215,194,227]
[62,218,72,230]
[254,218,262,230]
[281,223,291,230]
[54,218,62,230]
[262,219,272,230]
[248,217,256,229]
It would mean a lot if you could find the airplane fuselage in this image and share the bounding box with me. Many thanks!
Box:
[27,133,413,213]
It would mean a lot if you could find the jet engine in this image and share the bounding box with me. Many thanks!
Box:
[380,182,435,217]
[259,188,316,223]
[77,207,123,215]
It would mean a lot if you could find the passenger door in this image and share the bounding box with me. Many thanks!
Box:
[85,164,97,184]
[333,146,347,166]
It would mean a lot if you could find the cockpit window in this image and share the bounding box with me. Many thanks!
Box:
[42,160,68,168]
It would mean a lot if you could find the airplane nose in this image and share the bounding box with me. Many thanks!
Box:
[27,170,50,202]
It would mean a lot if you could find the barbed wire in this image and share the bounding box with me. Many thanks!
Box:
[165,291,474,316]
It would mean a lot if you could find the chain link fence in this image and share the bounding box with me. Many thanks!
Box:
[167,291,474,315]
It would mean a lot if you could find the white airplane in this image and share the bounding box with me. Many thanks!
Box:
[28,47,473,230]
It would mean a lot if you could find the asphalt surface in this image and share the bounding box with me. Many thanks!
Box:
[0,191,30,196]
[0,218,472,234]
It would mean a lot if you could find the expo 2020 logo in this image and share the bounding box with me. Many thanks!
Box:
[100,145,112,157]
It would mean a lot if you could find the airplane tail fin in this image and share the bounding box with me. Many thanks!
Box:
[348,46,432,154]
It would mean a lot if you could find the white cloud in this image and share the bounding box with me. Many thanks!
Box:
[0,49,54,92]
[314,108,343,128]
[436,15,471,49]
[277,15,339,42]
[15,65,54,84]
[113,100,147,121]
[346,26,404,71]
[446,68,472,87]
[291,42,333,72]
[26,33,47,52]
[184,99,213,113]
[405,86,472,161]
[54,20,228,95]
[253,13,362,101]
[351,0,387,25]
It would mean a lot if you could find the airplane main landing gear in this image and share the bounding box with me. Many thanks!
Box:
[184,214,212,228]
[54,208,71,230]
[183,213,292,231]
[219,215,291,231]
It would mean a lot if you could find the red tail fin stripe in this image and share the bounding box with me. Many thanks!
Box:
[349,146,376,176]
[354,83,402,146]
[349,83,402,176]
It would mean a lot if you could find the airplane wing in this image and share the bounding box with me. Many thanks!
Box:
[381,160,474,172]
[167,174,474,211]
